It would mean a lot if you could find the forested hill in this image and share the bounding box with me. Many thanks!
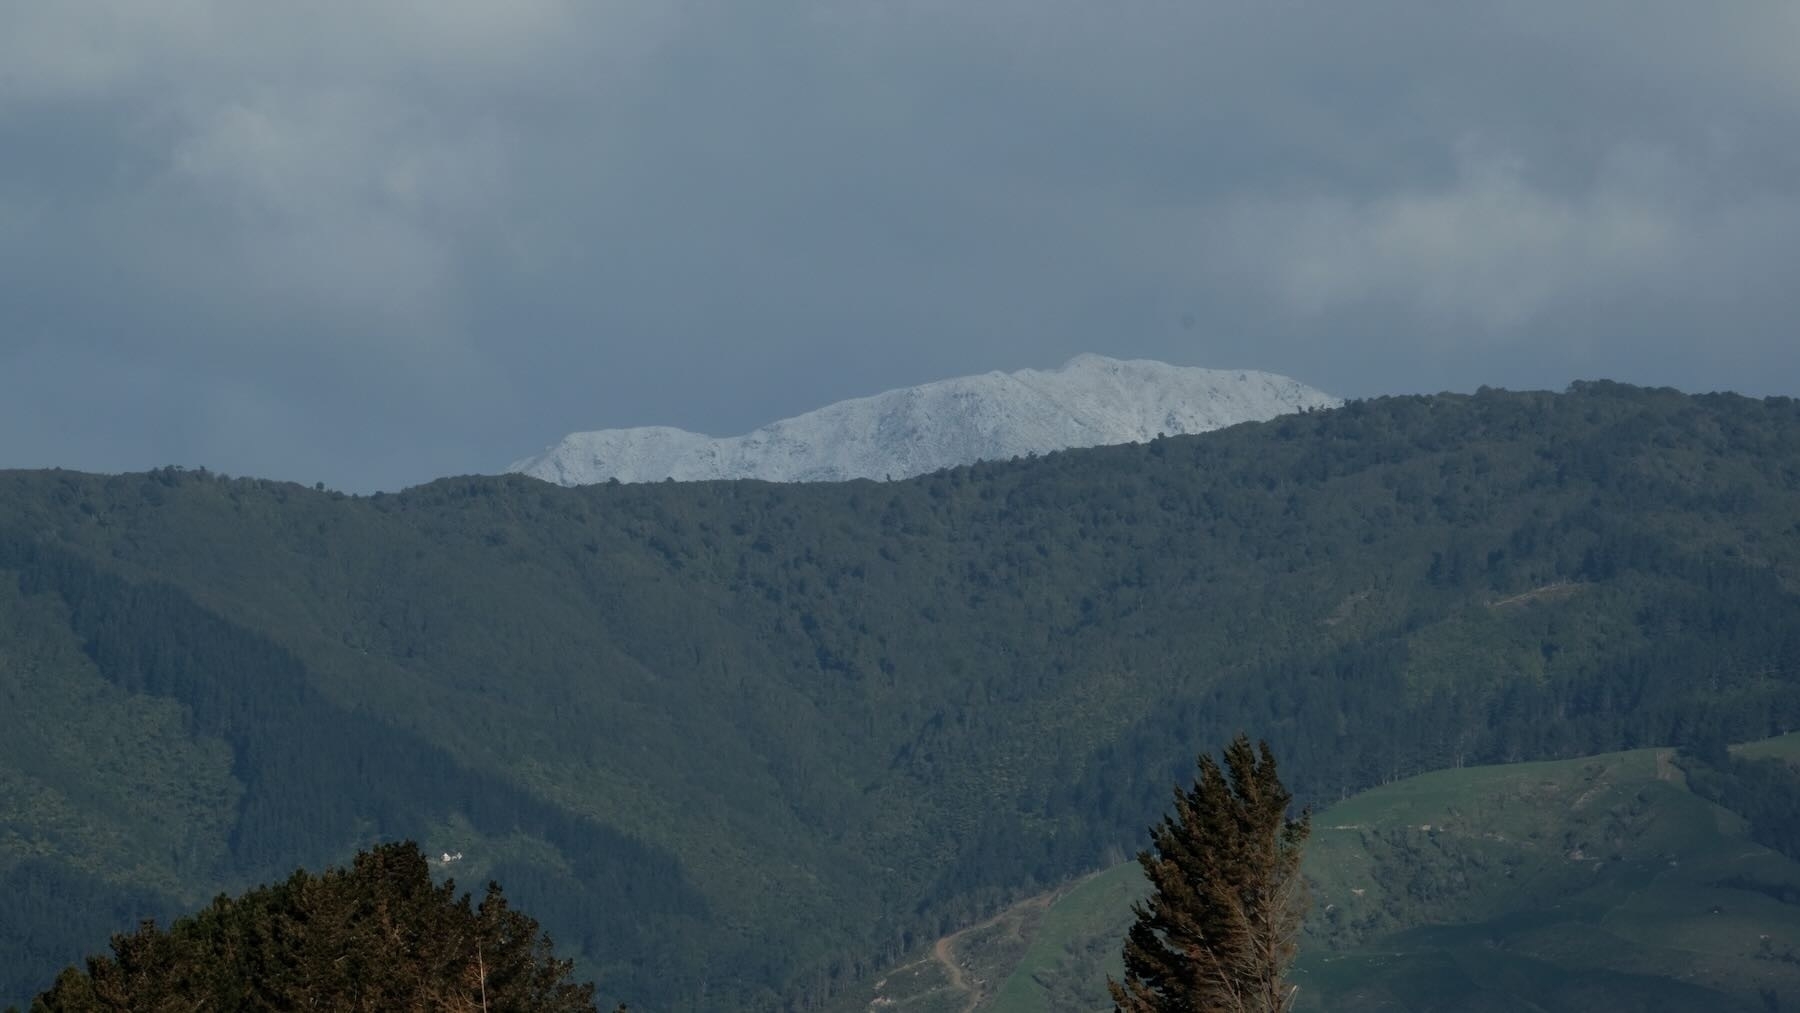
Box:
[2,382,1799,1009]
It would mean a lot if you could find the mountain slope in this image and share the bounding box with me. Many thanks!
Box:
[508,354,1340,484]
[2,383,1799,1009]
[831,738,1800,1013]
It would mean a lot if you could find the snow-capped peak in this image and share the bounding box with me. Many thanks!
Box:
[507,355,1341,486]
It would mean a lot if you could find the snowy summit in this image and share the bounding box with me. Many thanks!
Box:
[508,354,1341,486]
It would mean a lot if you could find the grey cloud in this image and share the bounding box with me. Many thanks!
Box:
[1206,142,1688,332]
[3,2,1798,490]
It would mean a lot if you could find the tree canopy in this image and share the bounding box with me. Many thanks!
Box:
[28,842,597,1013]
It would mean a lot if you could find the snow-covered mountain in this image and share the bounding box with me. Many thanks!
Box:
[508,354,1341,486]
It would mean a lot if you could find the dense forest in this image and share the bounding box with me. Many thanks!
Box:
[2,382,1798,1008]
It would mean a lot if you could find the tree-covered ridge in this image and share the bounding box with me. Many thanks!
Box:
[1,382,1798,1008]
[0,530,702,1008]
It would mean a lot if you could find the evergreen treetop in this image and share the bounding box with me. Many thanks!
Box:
[1110,735,1311,1013]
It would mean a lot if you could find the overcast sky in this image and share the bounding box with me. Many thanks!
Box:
[4,2,1799,491]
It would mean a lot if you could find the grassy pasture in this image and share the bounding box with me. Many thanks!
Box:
[847,740,1800,1013]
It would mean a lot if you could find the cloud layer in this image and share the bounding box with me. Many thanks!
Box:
[4,2,1798,489]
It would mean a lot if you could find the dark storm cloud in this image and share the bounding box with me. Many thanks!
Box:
[4,2,1798,490]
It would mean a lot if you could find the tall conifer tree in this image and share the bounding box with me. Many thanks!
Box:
[1109,735,1311,1013]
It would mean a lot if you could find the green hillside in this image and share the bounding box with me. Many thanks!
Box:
[2,383,1799,1008]
[846,742,1800,1013]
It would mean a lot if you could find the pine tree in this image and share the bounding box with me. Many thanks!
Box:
[1109,735,1311,1013]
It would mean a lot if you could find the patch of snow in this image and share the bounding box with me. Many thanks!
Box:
[508,354,1341,486]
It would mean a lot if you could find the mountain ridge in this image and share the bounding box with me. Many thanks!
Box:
[4,382,1799,1009]
[509,354,1341,485]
